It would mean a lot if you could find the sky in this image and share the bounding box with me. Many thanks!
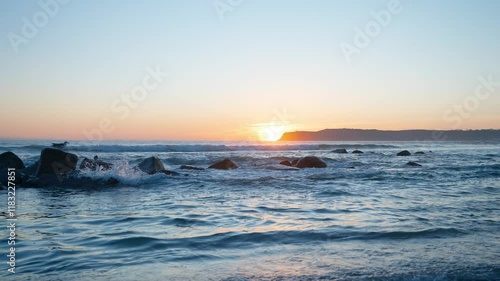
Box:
[1,0,500,141]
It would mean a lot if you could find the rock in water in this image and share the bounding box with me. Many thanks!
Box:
[180,165,205,171]
[0,151,25,170]
[209,159,238,170]
[295,156,327,169]
[21,161,39,176]
[333,149,348,154]
[291,159,299,166]
[406,161,422,167]
[415,151,425,155]
[80,157,113,171]
[36,148,78,177]
[279,160,292,166]
[0,152,26,185]
[138,157,166,175]
[397,150,411,156]
[352,150,364,154]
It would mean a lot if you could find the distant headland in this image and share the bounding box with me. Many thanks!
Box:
[279,129,500,141]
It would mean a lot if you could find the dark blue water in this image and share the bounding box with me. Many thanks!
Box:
[1,141,499,280]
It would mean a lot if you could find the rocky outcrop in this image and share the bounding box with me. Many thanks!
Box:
[414,151,425,155]
[136,157,180,176]
[21,161,39,176]
[209,159,238,170]
[333,149,348,154]
[295,156,327,169]
[36,148,78,177]
[397,150,411,156]
[0,152,25,170]
[137,157,166,175]
[180,165,205,171]
[279,160,292,166]
[0,152,26,185]
[406,161,422,167]
[291,159,299,166]
[352,150,364,154]
[80,156,114,171]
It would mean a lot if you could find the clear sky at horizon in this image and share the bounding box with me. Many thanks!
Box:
[1,0,500,141]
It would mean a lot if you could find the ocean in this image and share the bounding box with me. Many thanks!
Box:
[0,140,499,280]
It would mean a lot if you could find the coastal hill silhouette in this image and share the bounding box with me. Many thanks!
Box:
[279,129,500,141]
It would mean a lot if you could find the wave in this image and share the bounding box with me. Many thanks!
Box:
[1,143,399,153]
[93,227,466,253]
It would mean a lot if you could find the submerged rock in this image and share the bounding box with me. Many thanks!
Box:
[415,151,425,155]
[295,156,327,169]
[333,149,348,154]
[137,156,166,175]
[279,160,292,166]
[397,150,411,156]
[406,161,422,167]
[180,165,205,171]
[209,159,238,170]
[36,148,78,177]
[352,150,364,154]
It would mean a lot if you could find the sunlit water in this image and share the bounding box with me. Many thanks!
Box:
[0,140,499,280]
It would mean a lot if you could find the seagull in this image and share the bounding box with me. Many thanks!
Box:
[52,141,69,148]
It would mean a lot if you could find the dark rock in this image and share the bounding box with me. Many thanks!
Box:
[36,148,78,177]
[347,166,355,169]
[0,152,25,170]
[291,159,299,166]
[180,165,205,171]
[12,161,40,185]
[137,156,166,175]
[209,159,238,170]
[397,150,411,156]
[0,152,26,185]
[295,156,327,169]
[406,161,422,167]
[414,151,425,155]
[333,149,348,154]
[80,157,113,171]
[352,150,364,154]
[21,161,39,176]
[279,160,292,166]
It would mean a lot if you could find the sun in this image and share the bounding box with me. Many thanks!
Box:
[258,124,287,142]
